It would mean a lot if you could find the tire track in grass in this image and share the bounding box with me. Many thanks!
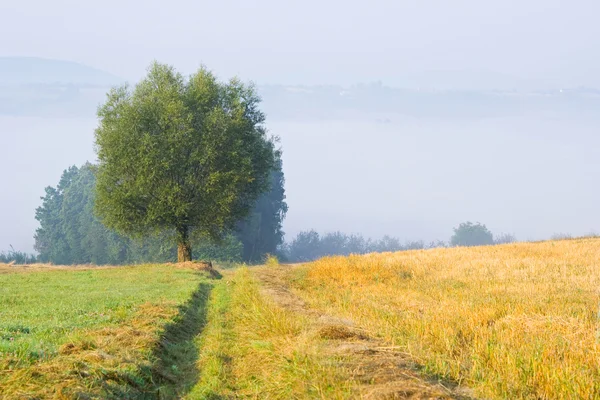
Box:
[253,265,477,400]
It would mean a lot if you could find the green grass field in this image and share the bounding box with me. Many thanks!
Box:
[3,240,600,399]
[0,264,214,399]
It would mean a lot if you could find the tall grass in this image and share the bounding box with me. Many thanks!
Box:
[264,253,280,267]
[291,238,600,399]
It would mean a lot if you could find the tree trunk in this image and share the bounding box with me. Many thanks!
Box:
[177,225,192,263]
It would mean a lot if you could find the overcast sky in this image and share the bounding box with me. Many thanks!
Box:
[1,0,600,87]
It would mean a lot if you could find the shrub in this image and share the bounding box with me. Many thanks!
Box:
[494,233,517,245]
[450,222,494,247]
[264,254,279,267]
[551,233,573,241]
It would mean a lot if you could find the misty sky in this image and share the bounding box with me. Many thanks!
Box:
[3,111,600,252]
[2,0,600,87]
[1,0,600,252]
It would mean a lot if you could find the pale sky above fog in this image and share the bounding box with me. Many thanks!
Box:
[1,0,600,87]
[1,0,600,252]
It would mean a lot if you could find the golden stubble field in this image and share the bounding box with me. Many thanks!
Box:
[291,238,600,399]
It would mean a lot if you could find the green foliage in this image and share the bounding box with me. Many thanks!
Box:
[450,221,495,247]
[494,233,517,245]
[0,246,37,264]
[285,230,322,262]
[193,233,243,263]
[282,231,444,262]
[33,162,287,264]
[94,62,275,260]
[35,164,130,265]
[60,164,129,264]
[33,63,285,265]
[34,166,78,264]
[235,151,288,262]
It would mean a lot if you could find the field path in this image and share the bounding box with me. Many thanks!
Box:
[252,265,477,400]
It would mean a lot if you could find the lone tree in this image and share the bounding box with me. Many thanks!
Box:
[450,221,494,247]
[94,62,275,262]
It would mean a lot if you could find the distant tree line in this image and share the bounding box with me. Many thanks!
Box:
[0,246,37,264]
[6,213,597,266]
[279,230,444,262]
[280,222,517,263]
[33,156,286,265]
[0,218,517,266]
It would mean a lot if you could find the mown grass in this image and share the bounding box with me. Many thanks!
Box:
[290,238,600,399]
[0,264,214,399]
[189,267,353,399]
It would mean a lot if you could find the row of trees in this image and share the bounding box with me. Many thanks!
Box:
[34,158,287,265]
[1,63,531,266]
[30,170,516,264]
[33,63,289,265]
[280,230,443,262]
[281,222,516,262]
[4,219,582,266]
[4,220,517,265]
[0,246,37,264]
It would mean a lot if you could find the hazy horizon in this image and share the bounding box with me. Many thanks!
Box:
[3,107,600,252]
[2,0,600,253]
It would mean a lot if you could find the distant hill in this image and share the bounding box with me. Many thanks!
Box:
[0,57,123,86]
[0,59,597,119]
[385,69,553,91]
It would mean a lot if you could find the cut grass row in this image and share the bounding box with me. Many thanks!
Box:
[0,264,214,399]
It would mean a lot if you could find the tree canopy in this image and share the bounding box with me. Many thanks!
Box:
[34,162,287,265]
[235,151,287,262]
[450,221,494,247]
[95,63,275,261]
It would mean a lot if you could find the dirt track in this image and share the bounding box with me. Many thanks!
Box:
[252,265,477,400]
